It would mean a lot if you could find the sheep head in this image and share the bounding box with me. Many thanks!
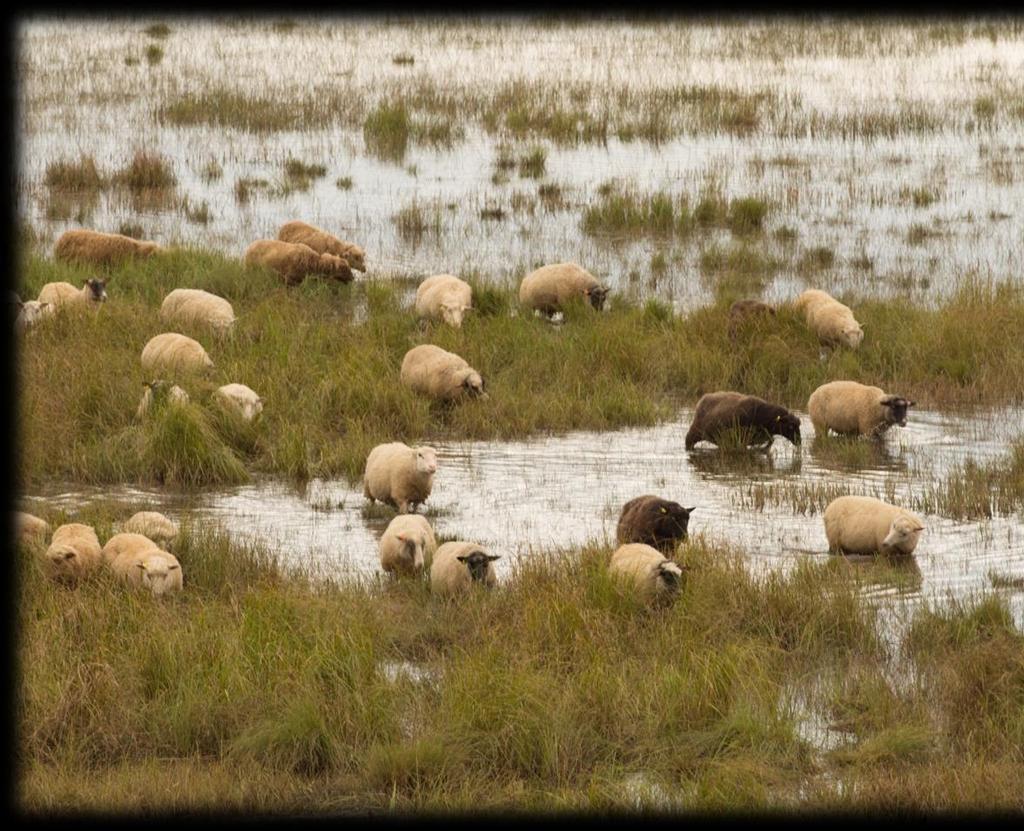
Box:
[413,446,438,475]
[344,245,367,272]
[396,532,425,571]
[882,515,924,555]
[880,395,914,427]
[440,302,473,328]
[459,369,488,399]
[136,553,182,597]
[457,549,501,583]
[841,324,864,349]
[585,285,610,311]
[85,278,107,303]
[773,412,802,446]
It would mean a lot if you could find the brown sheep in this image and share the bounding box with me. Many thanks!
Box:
[616,495,695,554]
[54,229,161,267]
[727,299,776,339]
[277,220,367,271]
[685,391,801,450]
[243,239,353,286]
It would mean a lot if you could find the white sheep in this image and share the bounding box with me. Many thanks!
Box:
[54,229,161,266]
[136,380,191,420]
[37,278,107,309]
[214,383,264,423]
[112,548,183,597]
[823,496,925,557]
[101,531,160,567]
[160,288,236,334]
[379,514,438,576]
[794,289,863,349]
[16,511,51,545]
[122,511,179,549]
[414,274,474,328]
[400,344,487,401]
[42,523,102,584]
[608,543,685,605]
[519,262,609,315]
[363,442,438,513]
[140,333,214,375]
[277,220,367,272]
[430,541,500,597]
[16,300,55,332]
[808,381,915,438]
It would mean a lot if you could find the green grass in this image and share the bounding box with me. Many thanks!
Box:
[15,249,1024,490]
[111,150,177,191]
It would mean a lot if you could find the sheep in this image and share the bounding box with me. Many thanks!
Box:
[277,220,367,272]
[37,278,107,309]
[136,379,191,420]
[685,391,802,450]
[379,514,438,576]
[808,381,915,438]
[519,262,610,316]
[122,511,179,549]
[823,496,924,557]
[363,442,438,514]
[16,300,55,331]
[54,229,161,266]
[616,495,695,554]
[101,531,160,567]
[400,344,487,402]
[112,548,183,597]
[140,333,213,375]
[608,543,685,606]
[794,289,864,349]
[243,239,353,286]
[42,523,102,584]
[160,288,235,334]
[16,511,51,545]
[214,383,264,422]
[728,299,776,338]
[414,274,474,328]
[430,541,500,598]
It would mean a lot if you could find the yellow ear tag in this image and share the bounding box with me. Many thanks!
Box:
[776,415,781,422]
[659,507,667,513]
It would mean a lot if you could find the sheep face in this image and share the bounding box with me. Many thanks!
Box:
[651,502,694,544]
[881,396,914,428]
[585,285,609,311]
[840,324,863,348]
[460,370,487,399]
[882,515,924,555]
[345,246,367,272]
[414,447,438,475]
[773,413,802,445]
[456,550,501,583]
[656,561,684,594]
[136,556,181,597]
[85,278,107,303]
[397,533,425,571]
[45,546,83,582]
[440,302,472,328]
[18,301,53,328]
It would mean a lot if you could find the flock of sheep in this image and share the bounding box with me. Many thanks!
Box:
[17,221,927,604]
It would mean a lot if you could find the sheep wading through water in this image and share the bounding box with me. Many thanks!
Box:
[685,391,802,450]
[430,541,500,598]
[400,344,487,401]
[808,380,915,438]
[379,514,438,576]
[608,543,685,606]
[243,239,353,285]
[37,278,107,309]
[276,220,367,271]
[54,229,162,267]
[518,262,610,316]
[363,442,439,514]
[414,274,474,328]
[616,495,695,554]
[823,496,925,557]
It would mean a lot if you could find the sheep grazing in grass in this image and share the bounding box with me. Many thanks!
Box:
[728,299,776,338]
[400,344,487,402]
[16,511,51,545]
[136,379,190,420]
[277,220,367,272]
[160,288,235,334]
[794,289,864,350]
[101,532,160,566]
[379,514,438,576]
[42,523,102,584]
[519,262,609,316]
[364,442,438,514]
[122,511,179,549]
[54,229,161,267]
[37,278,107,309]
[140,333,213,375]
[823,495,924,558]
[608,543,685,606]
[103,533,182,596]
[415,274,474,328]
[685,391,802,450]
[214,383,264,422]
[430,541,500,598]
[616,495,695,554]
[808,380,915,438]
[16,299,55,332]
[243,239,353,286]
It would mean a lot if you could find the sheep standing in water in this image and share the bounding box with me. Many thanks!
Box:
[616,496,695,554]
[277,220,367,271]
[823,496,924,557]
[363,442,439,514]
[379,514,437,576]
[685,391,801,450]
[808,381,915,438]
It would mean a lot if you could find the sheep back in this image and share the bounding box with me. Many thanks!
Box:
[519,262,607,313]
[400,344,485,401]
[808,381,912,437]
[54,229,160,266]
[43,523,102,582]
[214,383,264,422]
[140,333,214,375]
[616,495,694,553]
[17,511,51,544]
[122,511,179,548]
[160,288,235,333]
[415,274,473,327]
[277,220,367,271]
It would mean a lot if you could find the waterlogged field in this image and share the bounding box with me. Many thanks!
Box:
[14,15,1024,815]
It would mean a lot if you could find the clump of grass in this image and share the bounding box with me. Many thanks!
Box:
[234,177,270,205]
[726,197,769,235]
[145,44,164,66]
[914,439,1024,519]
[517,146,547,179]
[117,222,145,239]
[124,54,140,67]
[899,186,939,208]
[43,155,106,192]
[111,151,177,191]
[581,186,691,238]
[907,223,939,245]
[973,96,997,122]
[479,206,505,221]
[271,19,298,33]
[797,246,836,274]
[143,22,170,39]
[284,158,327,180]
[335,176,353,190]
[392,199,444,244]
[392,53,415,66]
[181,197,212,225]
[363,101,456,163]
[200,159,223,183]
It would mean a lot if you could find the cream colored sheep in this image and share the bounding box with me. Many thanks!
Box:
[54,229,162,266]
[808,381,915,438]
[519,262,609,315]
[140,333,213,375]
[122,511,179,549]
[101,531,160,567]
[823,496,924,557]
[430,541,500,598]
[16,511,51,545]
[243,239,353,285]
[414,274,474,328]
[400,344,487,401]
[42,523,102,583]
[379,514,438,576]
[214,383,264,422]
[136,380,191,419]
[112,548,183,597]
[16,300,55,331]
[37,278,107,309]
[277,220,367,271]
[160,288,235,334]
[363,442,438,513]
[794,289,863,349]
[608,543,685,605]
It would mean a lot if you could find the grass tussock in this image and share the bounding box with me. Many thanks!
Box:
[111,151,177,191]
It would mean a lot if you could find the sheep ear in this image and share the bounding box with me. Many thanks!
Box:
[169,564,180,570]
[485,554,501,562]
[456,555,469,563]
[685,506,696,513]
[775,415,781,422]
[907,400,916,408]
[396,533,407,541]
[135,562,146,570]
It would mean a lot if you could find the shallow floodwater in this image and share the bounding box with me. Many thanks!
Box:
[26,406,1024,627]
